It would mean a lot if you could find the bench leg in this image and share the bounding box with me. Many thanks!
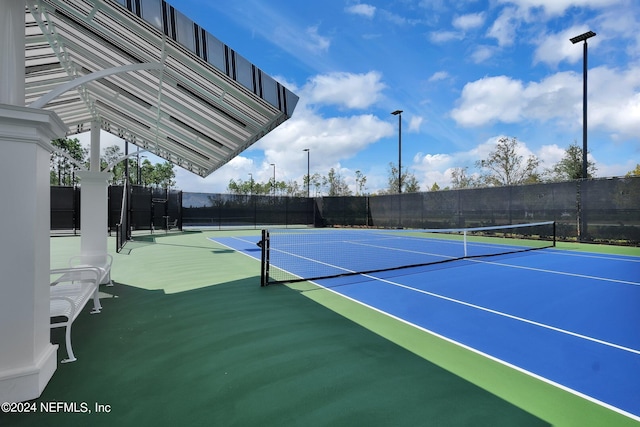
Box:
[61,324,77,363]
[90,289,102,314]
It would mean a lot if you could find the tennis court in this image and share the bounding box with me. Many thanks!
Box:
[212,224,640,424]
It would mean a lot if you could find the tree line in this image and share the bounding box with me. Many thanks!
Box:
[448,137,598,190]
[50,138,176,188]
[227,137,639,197]
[50,136,639,195]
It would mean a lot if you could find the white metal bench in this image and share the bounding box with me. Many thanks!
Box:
[50,267,102,363]
[68,254,113,286]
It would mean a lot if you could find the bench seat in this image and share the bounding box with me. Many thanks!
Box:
[50,267,102,363]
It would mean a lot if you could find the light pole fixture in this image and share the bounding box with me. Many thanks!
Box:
[391,110,403,193]
[570,30,596,180]
[270,163,276,196]
[303,148,310,198]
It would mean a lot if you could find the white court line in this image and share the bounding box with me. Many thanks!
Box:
[263,238,640,354]
[468,257,640,287]
[548,250,640,263]
[349,240,640,287]
[219,234,640,421]
[223,234,639,352]
[357,272,640,356]
[311,277,640,423]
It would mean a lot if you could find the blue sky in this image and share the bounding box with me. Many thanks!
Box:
[93,0,640,194]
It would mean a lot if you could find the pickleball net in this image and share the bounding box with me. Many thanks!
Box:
[260,221,556,286]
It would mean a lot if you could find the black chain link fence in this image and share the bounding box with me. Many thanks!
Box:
[50,176,640,245]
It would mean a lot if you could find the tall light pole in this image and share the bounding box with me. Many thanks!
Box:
[303,148,310,198]
[391,110,403,193]
[270,163,276,197]
[248,173,253,195]
[570,30,596,180]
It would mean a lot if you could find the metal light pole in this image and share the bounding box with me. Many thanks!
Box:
[570,30,596,180]
[136,149,146,186]
[303,148,310,197]
[570,30,596,242]
[391,110,403,193]
[248,173,253,195]
[270,163,276,197]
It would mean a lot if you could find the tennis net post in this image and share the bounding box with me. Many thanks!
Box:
[260,229,270,287]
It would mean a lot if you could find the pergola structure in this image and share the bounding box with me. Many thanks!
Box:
[0,0,298,403]
[26,0,298,176]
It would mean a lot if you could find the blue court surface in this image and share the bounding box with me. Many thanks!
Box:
[212,230,640,422]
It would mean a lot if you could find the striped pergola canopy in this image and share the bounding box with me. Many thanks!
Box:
[25,0,299,177]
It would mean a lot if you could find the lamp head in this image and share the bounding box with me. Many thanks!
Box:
[570,31,596,44]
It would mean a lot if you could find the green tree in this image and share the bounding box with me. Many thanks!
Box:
[450,167,475,189]
[102,145,126,185]
[227,178,283,195]
[309,173,323,196]
[326,168,352,196]
[625,164,640,177]
[429,182,440,191]
[139,159,156,186]
[355,170,367,195]
[274,180,288,196]
[285,180,302,197]
[403,174,420,192]
[149,162,176,189]
[385,162,419,194]
[476,137,541,186]
[547,141,597,181]
[50,138,87,185]
[227,179,246,195]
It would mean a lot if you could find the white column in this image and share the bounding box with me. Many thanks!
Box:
[0,0,24,106]
[89,121,100,172]
[0,0,66,403]
[77,123,111,267]
[77,170,112,265]
[0,105,67,403]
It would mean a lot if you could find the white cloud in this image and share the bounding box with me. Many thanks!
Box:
[408,116,424,132]
[487,7,520,47]
[305,25,331,53]
[255,112,393,183]
[471,45,496,63]
[521,71,581,121]
[428,71,450,82]
[450,75,526,126]
[588,66,640,136]
[345,4,376,19]
[429,31,464,43]
[537,144,565,166]
[302,71,386,109]
[243,71,394,186]
[379,10,424,26]
[497,0,623,16]
[450,66,640,139]
[533,25,596,67]
[451,72,582,126]
[273,24,331,56]
[596,7,640,57]
[452,12,485,31]
[414,153,455,189]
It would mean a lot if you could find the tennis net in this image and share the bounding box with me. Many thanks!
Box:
[259,221,556,286]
